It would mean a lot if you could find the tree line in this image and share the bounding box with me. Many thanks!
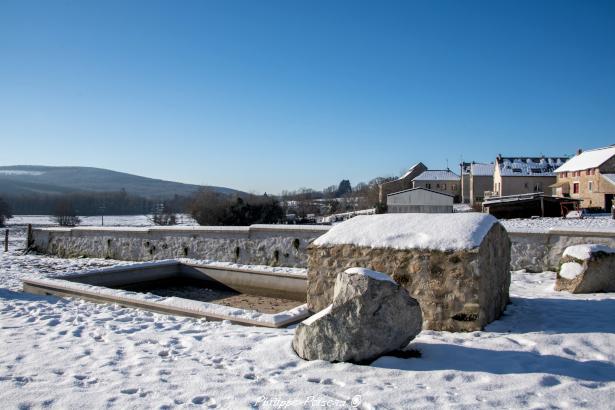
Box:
[0,175,396,227]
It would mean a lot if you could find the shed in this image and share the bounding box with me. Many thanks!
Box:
[387,187,454,213]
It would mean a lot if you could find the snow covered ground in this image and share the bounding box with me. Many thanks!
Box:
[1,220,614,408]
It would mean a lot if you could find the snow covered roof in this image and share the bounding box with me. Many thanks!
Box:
[555,146,615,173]
[399,163,424,180]
[413,170,460,181]
[470,163,495,176]
[312,213,498,251]
[497,157,566,177]
[601,174,615,187]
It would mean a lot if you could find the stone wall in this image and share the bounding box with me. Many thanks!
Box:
[31,223,615,274]
[509,229,615,272]
[307,223,511,331]
[31,225,330,268]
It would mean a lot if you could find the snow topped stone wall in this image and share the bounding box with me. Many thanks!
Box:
[307,214,511,331]
[31,225,330,268]
[508,229,615,272]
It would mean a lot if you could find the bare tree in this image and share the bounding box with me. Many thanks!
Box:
[0,197,12,227]
[150,202,177,226]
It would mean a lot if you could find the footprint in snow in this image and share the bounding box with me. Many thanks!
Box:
[120,388,139,395]
[191,395,211,405]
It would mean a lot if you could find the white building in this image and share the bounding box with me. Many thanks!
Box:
[387,187,454,213]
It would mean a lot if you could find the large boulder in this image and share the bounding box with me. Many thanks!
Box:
[292,267,422,363]
[556,244,615,293]
[307,213,510,331]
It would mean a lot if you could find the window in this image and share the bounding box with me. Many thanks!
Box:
[451,184,457,190]
[436,184,440,189]
[442,184,447,190]
[426,183,431,189]
[573,182,580,194]
[586,170,591,176]
[589,181,593,192]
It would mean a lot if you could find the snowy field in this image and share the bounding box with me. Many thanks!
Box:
[6,214,199,228]
[1,219,615,408]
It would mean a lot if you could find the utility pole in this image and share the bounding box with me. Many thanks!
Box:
[100,205,106,226]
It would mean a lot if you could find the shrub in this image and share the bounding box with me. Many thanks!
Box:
[188,190,284,226]
[53,199,81,227]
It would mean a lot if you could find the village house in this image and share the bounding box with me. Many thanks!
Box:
[412,169,461,202]
[492,155,567,198]
[460,162,494,206]
[378,162,427,203]
[552,145,615,211]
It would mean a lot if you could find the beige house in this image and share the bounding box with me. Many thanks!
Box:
[412,169,461,202]
[379,162,427,203]
[553,145,615,210]
[492,155,567,198]
[460,162,494,206]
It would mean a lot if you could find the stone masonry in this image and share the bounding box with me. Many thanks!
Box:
[307,219,511,332]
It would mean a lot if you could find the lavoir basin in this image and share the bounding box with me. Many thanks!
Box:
[22,260,310,328]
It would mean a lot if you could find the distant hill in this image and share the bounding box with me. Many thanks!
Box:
[0,165,242,199]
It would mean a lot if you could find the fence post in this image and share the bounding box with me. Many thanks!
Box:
[27,224,33,249]
[3,229,7,252]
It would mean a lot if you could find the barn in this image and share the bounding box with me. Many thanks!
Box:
[386,187,454,213]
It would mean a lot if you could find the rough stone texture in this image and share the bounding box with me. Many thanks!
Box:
[509,230,615,272]
[307,223,511,331]
[292,268,422,363]
[556,248,615,293]
[31,225,330,268]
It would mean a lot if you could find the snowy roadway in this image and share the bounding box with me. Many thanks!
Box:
[0,226,614,409]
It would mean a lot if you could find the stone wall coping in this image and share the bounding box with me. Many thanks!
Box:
[33,224,332,235]
[507,228,615,238]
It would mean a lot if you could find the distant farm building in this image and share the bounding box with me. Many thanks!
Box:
[387,187,454,213]
[553,145,615,211]
[483,193,581,219]
[412,169,461,202]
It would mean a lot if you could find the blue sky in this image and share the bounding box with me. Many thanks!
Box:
[1,1,614,194]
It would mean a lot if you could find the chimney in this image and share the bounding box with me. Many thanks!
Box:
[577,148,583,156]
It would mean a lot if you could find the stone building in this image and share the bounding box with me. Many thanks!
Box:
[552,145,615,210]
[492,155,567,198]
[412,169,461,202]
[387,187,453,213]
[378,162,427,203]
[460,162,495,206]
